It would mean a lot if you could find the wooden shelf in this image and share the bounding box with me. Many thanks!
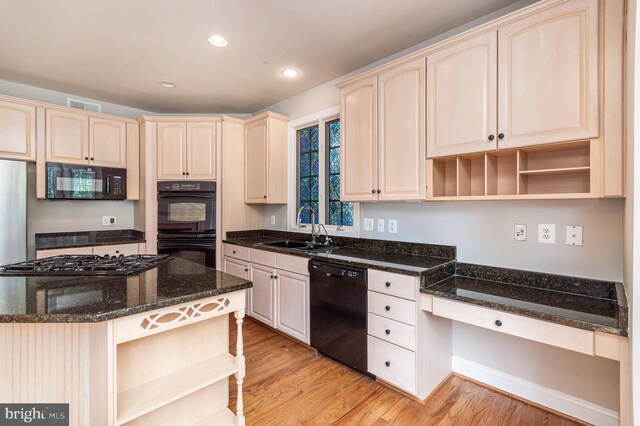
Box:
[193,407,236,426]
[519,166,590,176]
[117,353,237,425]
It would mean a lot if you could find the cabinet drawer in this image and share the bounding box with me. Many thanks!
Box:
[224,244,250,261]
[368,269,416,300]
[432,298,594,355]
[93,243,140,256]
[368,336,416,394]
[250,248,276,267]
[368,313,415,351]
[276,252,309,276]
[368,292,416,326]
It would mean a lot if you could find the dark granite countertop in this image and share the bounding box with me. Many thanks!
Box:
[224,230,456,276]
[421,262,627,336]
[0,258,251,323]
[35,230,145,250]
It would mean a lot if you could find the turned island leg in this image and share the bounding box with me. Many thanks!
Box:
[234,308,246,426]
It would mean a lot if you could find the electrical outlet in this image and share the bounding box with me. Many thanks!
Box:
[388,219,398,234]
[566,225,583,246]
[538,224,555,244]
[270,215,276,225]
[102,216,116,226]
[514,224,527,241]
[377,219,385,232]
[364,218,374,231]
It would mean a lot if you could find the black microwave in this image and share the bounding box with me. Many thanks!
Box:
[46,163,127,200]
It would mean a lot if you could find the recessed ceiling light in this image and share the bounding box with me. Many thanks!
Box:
[281,68,300,78]
[159,81,176,88]
[208,34,228,48]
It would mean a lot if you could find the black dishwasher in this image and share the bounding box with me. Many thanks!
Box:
[309,260,368,374]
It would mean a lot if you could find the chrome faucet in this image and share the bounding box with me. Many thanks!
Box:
[317,224,332,246]
[296,205,318,243]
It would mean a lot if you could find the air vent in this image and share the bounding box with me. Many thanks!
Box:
[67,98,102,113]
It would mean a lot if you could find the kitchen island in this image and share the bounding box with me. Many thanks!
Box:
[0,256,252,426]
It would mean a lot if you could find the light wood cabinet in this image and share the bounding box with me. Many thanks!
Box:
[340,75,378,202]
[427,31,497,158]
[157,121,217,180]
[340,59,426,202]
[36,242,144,259]
[46,109,89,165]
[223,256,251,315]
[0,100,36,161]
[275,270,309,343]
[89,117,127,168]
[248,264,276,327]
[244,112,288,204]
[498,0,599,149]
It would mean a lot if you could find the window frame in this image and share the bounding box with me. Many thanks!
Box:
[287,106,359,236]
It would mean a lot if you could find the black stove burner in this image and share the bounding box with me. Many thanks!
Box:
[0,254,172,276]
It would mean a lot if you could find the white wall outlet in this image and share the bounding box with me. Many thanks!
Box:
[270,215,276,225]
[377,219,385,232]
[537,224,555,244]
[514,224,527,241]
[388,219,398,234]
[566,225,583,246]
[364,218,374,231]
[102,216,116,226]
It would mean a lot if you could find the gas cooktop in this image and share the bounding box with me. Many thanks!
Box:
[0,254,172,276]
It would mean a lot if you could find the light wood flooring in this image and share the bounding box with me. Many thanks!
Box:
[230,317,582,425]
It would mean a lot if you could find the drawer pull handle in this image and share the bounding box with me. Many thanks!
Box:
[495,320,502,327]
[385,282,391,287]
[385,329,390,335]
[385,305,391,311]
[385,361,391,367]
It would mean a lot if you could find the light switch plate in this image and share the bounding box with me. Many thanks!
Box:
[514,224,527,241]
[388,219,398,234]
[538,224,555,244]
[270,215,276,225]
[364,218,374,231]
[377,219,385,232]
[566,225,583,246]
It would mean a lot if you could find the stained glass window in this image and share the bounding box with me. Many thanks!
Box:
[325,120,353,227]
[297,125,319,224]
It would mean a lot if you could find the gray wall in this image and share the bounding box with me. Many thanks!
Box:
[261,0,622,414]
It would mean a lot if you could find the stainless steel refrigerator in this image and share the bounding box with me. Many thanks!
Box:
[0,159,26,265]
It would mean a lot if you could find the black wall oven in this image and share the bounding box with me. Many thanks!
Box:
[157,181,216,268]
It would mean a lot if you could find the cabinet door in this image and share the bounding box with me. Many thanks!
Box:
[92,243,140,257]
[46,109,89,165]
[497,0,599,149]
[426,31,498,158]
[245,119,268,203]
[89,117,127,168]
[340,76,378,201]
[224,257,251,314]
[0,100,36,161]
[36,246,94,259]
[186,122,216,180]
[276,270,309,343]
[157,122,186,180]
[378,59,426,200]
[249,264,275,327]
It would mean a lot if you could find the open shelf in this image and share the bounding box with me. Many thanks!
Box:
[117,353,237,424]
[519,166,590,176]
[431,158,457,197]
[457,155,485,196]
[486,152,517,196]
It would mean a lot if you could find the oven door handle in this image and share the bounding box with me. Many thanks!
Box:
[157,194,215,200]
[158,242,216,249]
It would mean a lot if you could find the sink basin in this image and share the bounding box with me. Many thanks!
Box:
[260,240,312,249]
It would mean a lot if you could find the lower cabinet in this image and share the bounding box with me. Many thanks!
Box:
[36,242,145,259]
[248,264,276,327]
[275,270,309,343]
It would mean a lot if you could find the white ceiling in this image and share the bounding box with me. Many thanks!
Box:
[0,0,523,113]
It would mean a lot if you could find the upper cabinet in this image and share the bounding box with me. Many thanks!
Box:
[497,0,599,149]
[339,59,425,202]
[427,31,497,158]
[46,109,127,168]
[0,100,36,161]
[157,121,216,180]
[244,112,288,204]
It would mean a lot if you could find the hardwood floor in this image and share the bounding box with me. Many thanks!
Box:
[230,317,582,425]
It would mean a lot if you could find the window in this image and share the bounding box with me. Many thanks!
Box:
[293,110,355,231]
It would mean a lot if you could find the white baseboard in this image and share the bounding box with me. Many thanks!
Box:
[452,356,619,426]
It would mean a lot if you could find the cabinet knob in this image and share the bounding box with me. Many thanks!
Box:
[270,275,274,279]
[385,361,391,367]
[182,172,186,175]
[90,157,94,161]
[274,275,278,279]
[115,250,120,254]
[244,268,249,272]
[84,157,89,160]
[385,282,391,288]
[385,329,391,335]
[371,189,376,194]
[232,250,236,254]
[488,135,495,141]
[263,195,267,198]
[498,133,505,140]
[495,320,503,327]
[186,172,190,175]
[385,305,391,311]
[377,189,381,194]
